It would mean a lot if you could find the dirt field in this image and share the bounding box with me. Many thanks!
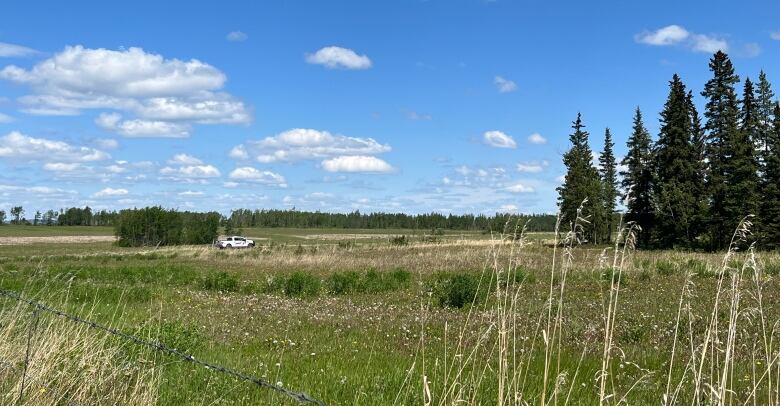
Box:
[0,235,117,245]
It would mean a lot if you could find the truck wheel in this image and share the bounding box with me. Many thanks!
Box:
[226,244,232,249]
[249,243,255,248]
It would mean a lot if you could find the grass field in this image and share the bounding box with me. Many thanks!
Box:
[1,224,779,405]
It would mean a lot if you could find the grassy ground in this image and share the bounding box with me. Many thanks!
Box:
[0,225,114,236]
[1,226,779,404]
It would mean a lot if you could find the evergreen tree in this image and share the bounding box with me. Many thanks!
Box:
[756,71,775,162]
[557,113,605,243]
[701,51,741,250]
[687,91,709,242]
[760,103,780,249]
[599,128,618,242]
[653,74,699,248]
[721,77,760,242]
[620,108,655,247]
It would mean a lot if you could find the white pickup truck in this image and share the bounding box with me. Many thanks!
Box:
[215,236,255,249]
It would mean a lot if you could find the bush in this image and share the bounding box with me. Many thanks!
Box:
[114,206,220,247]
[284,272,321,297]
[435,273,481,309]
[327,271,360,295]
[202,271,239,292]
[390,235,408,246]
[655,260,676,276]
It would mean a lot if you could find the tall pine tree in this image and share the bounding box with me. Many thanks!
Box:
[760,103,780,249]
[557,113,605,243]
[599,128,618,242]
[756,71,775,162]
[687,90,709,241]
[620,108,655,247]
[701,51,741,250]
[653,74,699,248]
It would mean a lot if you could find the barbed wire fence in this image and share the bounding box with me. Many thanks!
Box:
[0,288,325,406]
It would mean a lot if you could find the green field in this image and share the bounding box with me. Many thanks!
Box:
[0,225,115,237]
[1,226,779,405]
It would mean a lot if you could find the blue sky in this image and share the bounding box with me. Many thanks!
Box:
[1,1,779,216]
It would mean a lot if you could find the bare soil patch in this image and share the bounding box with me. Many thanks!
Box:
[0,236,117,245]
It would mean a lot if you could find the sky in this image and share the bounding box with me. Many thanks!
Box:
[1,1,779,217]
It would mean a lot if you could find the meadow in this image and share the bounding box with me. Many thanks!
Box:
[1,223,779,405]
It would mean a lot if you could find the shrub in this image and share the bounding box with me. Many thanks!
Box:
[327,271,360,295]
[436,273,481,309]
[284,272,321,297]
[655,260,676,276]
[390,235,408,246]
[202,271,239,292]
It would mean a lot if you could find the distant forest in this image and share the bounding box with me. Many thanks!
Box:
[558,51,780,251]
[0,205,559,233]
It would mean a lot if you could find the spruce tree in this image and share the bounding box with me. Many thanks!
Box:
[599,128,618,242]
[687,91,709,243]
[722,77,760,242]
[756,71,775,161]
[557,113,605,243]
[760,103,780,249]
[701,51,741,250]
[653,74,699,248]
[620,108,655,248]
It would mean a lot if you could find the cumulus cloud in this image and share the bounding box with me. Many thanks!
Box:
[321,155,394,173]
[527,133,547,145]
[226,31,248,42]
[228,167,287,186]
[483,130,516,149]
[0,131,110,162]
[92,187,129,198]
[159,165,221,179]
[0,45,251,136]
[0,112,13,123]
[231,128,391,163]
[178,190,204,196]
[506,183,535,193]
[0,42,39,57]
[167,154,203,165]
[494,76,517,93]
[635,25,728,53]
[96,112,190,138]
[305,46,372,69]
[516,161,548,173]
[94,138,119,150]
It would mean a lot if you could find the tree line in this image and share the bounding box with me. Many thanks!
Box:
[226,208,558,232]
[0,206,119,226]
[114,207,220,247]
[558,51,780,250]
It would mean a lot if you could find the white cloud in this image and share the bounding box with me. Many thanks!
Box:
[96,112,190,138]
[0,112,13,123]
[305,46,372,70]
[483,130,516,149]
[94,138,119,150]
[160,165,221,179]
[226,31,248,42]
[690,34,728,53]
[232,128,391,163]
[771,32,780,41]
[635,25,728,53]
[0,45,250,136]
[321,155,394,173]
[500,204,518,212]
[0,42,38,57]
[223,181,239,188]
[527,133,547,145]
[494,76,517,93]
[516,161,547,173]
[228,167,287,186]
[167,153,203,165]
[178,190,204,196]
[506,183,535,193]
[43,162,83,172]
[0,131,110,162]
[635,25,690,46]
[92,187,129,198]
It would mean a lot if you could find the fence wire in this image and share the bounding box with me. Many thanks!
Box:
[0,288,325,406]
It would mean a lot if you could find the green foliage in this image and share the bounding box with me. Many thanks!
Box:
[284,272,321,297]
[434,273,482,309]
[156,321,203,353]
[759,103,780,249]
[202,271,239,292]
[621,108,655,248]
[390,235,408,246]
[599,128,618,243]
[557,113,606,244]
[764,261,780,276]
[326,268,411,295]
[114,207,219,247]
[655,260,676,276]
